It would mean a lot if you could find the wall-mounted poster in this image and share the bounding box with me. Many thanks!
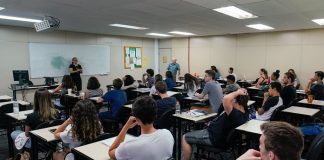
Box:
[124,46,142,69]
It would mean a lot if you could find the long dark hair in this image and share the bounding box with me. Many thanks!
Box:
[124,75,135,86]
[87,76,101,90]
[71,100,102,143]
[236,95,249,112]
[184,73,199,91]
[34,88,57,121]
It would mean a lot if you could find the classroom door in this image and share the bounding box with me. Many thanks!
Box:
[159,48,172,75]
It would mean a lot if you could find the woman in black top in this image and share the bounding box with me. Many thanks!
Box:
[69,57,82,91]
[11,88,58,149]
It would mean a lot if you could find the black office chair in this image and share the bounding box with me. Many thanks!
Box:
[269,105,286,121]
[101,107,130,134]
[305,132,324,160]
[194,129,239,160]
[287,97,303,107]
[125,87,138,101]
[155,108,176,130]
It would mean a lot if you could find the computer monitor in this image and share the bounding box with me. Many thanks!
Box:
[13,70,29,85]
[44,77,55,85]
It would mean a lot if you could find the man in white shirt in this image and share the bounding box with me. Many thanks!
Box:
[228,67,237,82]
[108,96,174,160]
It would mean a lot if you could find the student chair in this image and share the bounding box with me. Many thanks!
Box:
[305,132,324,160]
[101,107,130,134]
[194,129,239,160]
[269,105,286,121]
[125,87,138,101]
[155,108,176,130]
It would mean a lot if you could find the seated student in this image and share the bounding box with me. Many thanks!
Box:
[154,81,177,125]
[288,68,300,89]
[11,88,59,149]
[259,70,280,93]
[256,82,283,121]
[164,71,175,91]
[182,89,249,160]
[281,72,296,106]
[52,75,75,94]
[108,96,174,160]
[254,68,269,88]
[211,65,221,79]
[237,121,304,160]
[228,67,237,82]
[195,70,223,113]
[142,68,155,88]
[305,71,324,100]
[84,76,103,98]
[53,100,102,160]
[97,78,127,120]
[121,75,139,90]
[184,73,200,97]
[149,74,163,96]
[223,75,240,94]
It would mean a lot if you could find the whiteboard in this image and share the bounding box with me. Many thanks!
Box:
[29,43,110,78]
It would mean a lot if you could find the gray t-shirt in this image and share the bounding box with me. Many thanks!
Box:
[224,83,240,94]
[202,81,223,112]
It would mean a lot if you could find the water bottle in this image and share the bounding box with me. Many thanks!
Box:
[175,103,181,115]
[13,100,19,115]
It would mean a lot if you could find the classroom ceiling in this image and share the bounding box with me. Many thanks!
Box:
[0,0,324,38]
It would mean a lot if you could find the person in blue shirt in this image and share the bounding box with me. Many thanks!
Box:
[305,71,324,100]
[164,71,175,91]
[97,78,127,120]
[167,58,180,82]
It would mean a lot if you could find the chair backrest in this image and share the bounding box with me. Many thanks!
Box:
[125,88,138,101]
[155,108,175,130]
[287,97,303,107]
[306,132,324,160]
[35,119,64,129]
[270,105,286,121]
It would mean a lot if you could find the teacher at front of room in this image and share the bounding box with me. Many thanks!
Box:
[167,58,180,82]
[69,57,82,91]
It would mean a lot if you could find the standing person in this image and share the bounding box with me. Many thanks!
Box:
[305,71,324,100]
[69,57,82,91]
[237,121,304,160]
[108,96,174,160]
[194,70,223,113]
[167,58,180,82]
[281,72,296,106]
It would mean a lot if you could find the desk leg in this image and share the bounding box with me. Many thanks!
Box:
[177,118,182,160]
[7,127,14,158]
[13,90,17,100]
[30,135,38,160]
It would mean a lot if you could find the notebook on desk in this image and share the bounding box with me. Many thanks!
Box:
[102,135,135,147]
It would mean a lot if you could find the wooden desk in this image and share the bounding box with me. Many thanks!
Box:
[0,100,30,107]
[248,100,256,106]
[236,119,266,135]
[6,110,33,121]
[247,86,261,91]
[72,135,134,160]
[173,111,217,160]
[173,85,184,90]
[282,106,320,117]
[132,88,150,93]
[0,95,12,102]
[10,84,59,100]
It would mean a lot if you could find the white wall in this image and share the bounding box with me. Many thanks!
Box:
[0,25,155,101]
[160,29,324,88]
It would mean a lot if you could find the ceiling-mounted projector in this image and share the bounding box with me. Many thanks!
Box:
[34,16,60,32]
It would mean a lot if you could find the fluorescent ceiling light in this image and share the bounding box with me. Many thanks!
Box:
[0,7,5,11]
[312,19,324,25]
[147,33,171,37]
[109,24,148,30]
[246,24,274,30]
[169,31,195,36]
[0,15,42,23]
[213,6,257,19]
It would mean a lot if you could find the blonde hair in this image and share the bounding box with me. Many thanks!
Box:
[34,88,57,121]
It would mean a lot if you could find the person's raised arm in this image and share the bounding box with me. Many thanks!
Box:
[223,88,247,115]
[305,78,315,94]
[257,92,269,115]
[108,116,138,159]
[237,149,261,160]
[52,83,63,93]
[54,117,72,139]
